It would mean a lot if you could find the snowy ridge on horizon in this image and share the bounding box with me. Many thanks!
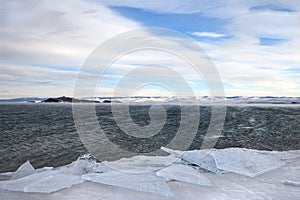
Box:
[85,96,300,104]
[1,96,300,104]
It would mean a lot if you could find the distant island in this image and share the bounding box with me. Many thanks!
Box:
[42,96,110,103]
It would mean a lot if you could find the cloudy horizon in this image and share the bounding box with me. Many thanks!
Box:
[1,0,300,99]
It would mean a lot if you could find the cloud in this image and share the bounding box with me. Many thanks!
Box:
[0,0,141,98]
[191,32,227,38]
[1,0,300,98]
[102,0,300,96]
[0,0,141,65]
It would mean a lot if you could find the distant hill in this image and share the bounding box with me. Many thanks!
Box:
[42,96,99,103]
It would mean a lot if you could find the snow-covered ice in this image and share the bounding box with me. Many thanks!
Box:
[82,96,300,105]
[156,164,212,186]
[0,170,58,192]
[69,154,97,175]
[82,171,173,197]
[0,148,299,199]
[23,174,84,193]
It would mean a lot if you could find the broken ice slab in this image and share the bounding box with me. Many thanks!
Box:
[68,154,97,175]
[103,155,180,173]
[0,172,13,181]
[82,171,173,197]
[23,174,84,193]
[181,151,227,174]
[161,147,226,174]
[212,148,286,177]
[156,164,212,186]
[10,161,35,180]
[0,170,58,192]
[93,163,110,173]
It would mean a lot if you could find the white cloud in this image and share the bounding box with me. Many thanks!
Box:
[1,0,300,97]
[0,0,141,98]
[0,0,141,67]
[191,32,227,38]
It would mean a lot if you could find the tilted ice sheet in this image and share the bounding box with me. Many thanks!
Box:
[10,161,35,180]
[0,170,58,192]
[82,171,173,197]
[181,151,226,174]
[161,147,226,174]
[156,164,212,186]
[212,148,286,177]
[23,174,84,193]
[0,155,91,193]
[103,155,179,173]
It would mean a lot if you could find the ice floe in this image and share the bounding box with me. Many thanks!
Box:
[82,171,173,197]
[161,147,226,174]
[211,148,286,177]
[156,164,212,186]
[0,170,59,192]
[23,174,84,193]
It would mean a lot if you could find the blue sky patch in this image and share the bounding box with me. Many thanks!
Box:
[250,4,295,13]
[259,37,285,46]
[109,6,228,35]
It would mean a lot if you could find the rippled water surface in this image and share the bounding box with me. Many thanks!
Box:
[0,103,299,172]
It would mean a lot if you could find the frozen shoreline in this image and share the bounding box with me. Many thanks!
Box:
[0,147,299,200]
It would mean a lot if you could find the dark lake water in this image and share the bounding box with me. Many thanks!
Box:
[0,103,299,173]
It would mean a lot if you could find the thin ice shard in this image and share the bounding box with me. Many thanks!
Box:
[103,155,179,173]
[157,164,212,186]
[10,161,35,180]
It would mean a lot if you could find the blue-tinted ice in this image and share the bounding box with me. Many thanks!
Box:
[212,148,286,177]
[10,161,35,180]
[0,148,293,197]
[156,164,212,186]
[82,171,173,197]
[23,174,84,193]
[161,147,226,174]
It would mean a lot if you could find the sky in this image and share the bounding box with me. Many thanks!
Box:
[0,0,300,98]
